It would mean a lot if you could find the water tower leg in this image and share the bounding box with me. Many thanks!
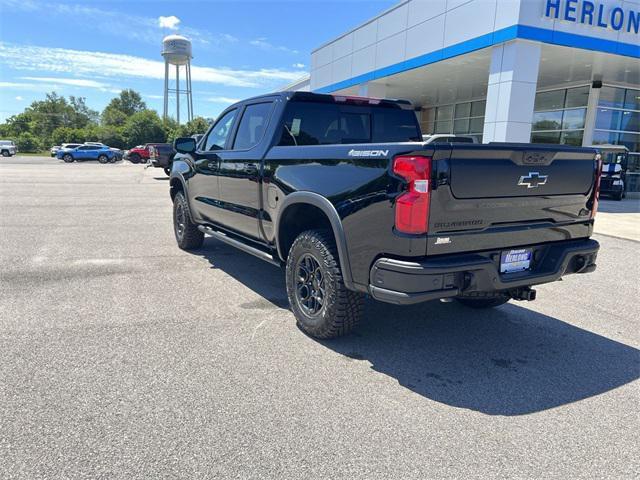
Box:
[163,61,169,121]
[187,61,194,122]
[176,64,180,125]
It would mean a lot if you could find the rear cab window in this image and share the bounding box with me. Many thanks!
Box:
[233,102,273,150]
[278,98,421,146]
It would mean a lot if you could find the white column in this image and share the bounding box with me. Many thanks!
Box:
[358,82,387,98]
[483,40,541,143]
[582,84,600,146]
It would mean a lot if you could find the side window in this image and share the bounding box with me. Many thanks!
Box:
[233,102,273,150]
[205,109,237,151]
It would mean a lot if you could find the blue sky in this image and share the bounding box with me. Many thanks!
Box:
[0,0,396,122]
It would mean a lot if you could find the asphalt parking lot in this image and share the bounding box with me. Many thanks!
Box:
[1,156,639,479]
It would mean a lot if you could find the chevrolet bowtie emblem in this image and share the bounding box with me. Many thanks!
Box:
[518,172,548,189]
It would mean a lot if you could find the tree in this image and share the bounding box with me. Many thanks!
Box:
[122,110,166,147]
[16,132,41,152]
[102,89,147,127]
[165,116,211,143]
[69,96,99,127]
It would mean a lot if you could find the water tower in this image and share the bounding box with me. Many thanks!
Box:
[162,34,193,124]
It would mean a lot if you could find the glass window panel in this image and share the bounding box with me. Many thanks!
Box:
[454,102,471,119]
[595,108,622,130]
[619,111,640,133]
[535,90,565,111]
[598,86,625,108]
[471,100,486,117]
[469,117,484,133]
[453,118,469,134]
[436,105,453,121]
[619,133,640,153]
[562,108,586,130]
[624,89,640,110]
[435,121,452,134]
[592,130,619,145]
[205,109,237,150]
[233,102,273,150]
[560,130,584,146]
[532,111,563,131]
[565,86,590,108]
[531,131,561,144]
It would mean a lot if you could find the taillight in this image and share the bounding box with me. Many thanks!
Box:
[393,155,432,234]
[591,155,602,219]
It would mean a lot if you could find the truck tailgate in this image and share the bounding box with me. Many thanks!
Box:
[427,144,598,256]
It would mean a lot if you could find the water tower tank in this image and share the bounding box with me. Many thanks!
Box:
[162,34,192,65]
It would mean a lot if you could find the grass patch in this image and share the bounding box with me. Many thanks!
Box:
[15,152,52,157]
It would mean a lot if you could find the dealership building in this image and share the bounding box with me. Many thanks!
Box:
[300,0,639,160]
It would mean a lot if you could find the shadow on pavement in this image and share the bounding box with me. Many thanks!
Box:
[196,238,640,416]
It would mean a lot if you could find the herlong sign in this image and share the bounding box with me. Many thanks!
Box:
[544,0,639,34]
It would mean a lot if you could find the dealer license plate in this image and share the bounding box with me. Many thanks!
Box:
[500,248,532,273]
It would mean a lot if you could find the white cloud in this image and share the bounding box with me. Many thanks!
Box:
[0,1,235,47]
[158,15,181,30]
[15,96,23,101]
[21,76,110,89]
[0,42,306,88]
[250,38,299,55]
[207,96,241,104]
[292,63,306,69]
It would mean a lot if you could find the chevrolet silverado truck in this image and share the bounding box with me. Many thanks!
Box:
[169,92,601,339]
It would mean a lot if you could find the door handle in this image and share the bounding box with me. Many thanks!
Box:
[244,163,259,174]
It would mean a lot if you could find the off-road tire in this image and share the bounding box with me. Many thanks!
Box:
[1,150,9,157]
[286,229,364,339]
[129,153,141,164]
[63,154,74,163]
[98,154,109,164]
[456,295,510,309]
[173,191,204,250]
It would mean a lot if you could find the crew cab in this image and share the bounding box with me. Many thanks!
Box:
[169,92,601,339]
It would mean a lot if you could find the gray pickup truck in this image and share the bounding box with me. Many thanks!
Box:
[0,140,17,157]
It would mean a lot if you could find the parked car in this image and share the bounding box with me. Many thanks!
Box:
[56,145,116,163]
[591,144,628,201]
[0,140,17,157]
[148,143,176,175]
[109,147,124,162]
[50,146,61,157]
[422,134,478,144]
[169,91,601,339]
[125,145,151,164]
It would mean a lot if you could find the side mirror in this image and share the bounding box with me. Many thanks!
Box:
[174,137,197,154]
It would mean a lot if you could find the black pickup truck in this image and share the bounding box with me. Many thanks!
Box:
[169,91,601,338]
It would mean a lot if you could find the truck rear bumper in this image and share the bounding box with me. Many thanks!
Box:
[369,238,599,305]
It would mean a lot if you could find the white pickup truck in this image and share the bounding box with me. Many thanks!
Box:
[0,140,17,157]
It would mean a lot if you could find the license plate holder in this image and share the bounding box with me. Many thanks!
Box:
[500,248,532,274]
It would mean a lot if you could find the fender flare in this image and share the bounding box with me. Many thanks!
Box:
[169,173,198,220]
[275,192,355,290]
